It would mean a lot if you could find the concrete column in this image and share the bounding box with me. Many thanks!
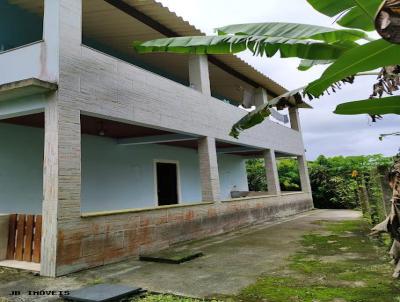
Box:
[198,137,221,201]
[289,107,301,131]
[289,107,312,193]
[41,0,82,278]
[297,155,312,193]
[254,88,269,107]
[42,97,82,277]
[189,55,211,96]
[242,89,255,108]
[264,149,281,195]
[42,0,82,82]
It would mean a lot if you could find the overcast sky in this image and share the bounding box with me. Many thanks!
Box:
[157,0,400,160]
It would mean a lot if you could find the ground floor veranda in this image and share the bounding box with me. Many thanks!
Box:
[0,110,313,277]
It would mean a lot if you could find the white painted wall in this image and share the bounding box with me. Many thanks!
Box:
[0,123,249,214]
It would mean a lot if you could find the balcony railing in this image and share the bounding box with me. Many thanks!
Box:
[0,41,45,86]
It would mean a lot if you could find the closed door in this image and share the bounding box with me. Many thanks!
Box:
[156,162,179,206]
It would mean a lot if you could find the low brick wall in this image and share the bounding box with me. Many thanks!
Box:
[55,193,313,276]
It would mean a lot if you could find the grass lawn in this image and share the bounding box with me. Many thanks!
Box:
[133,219,400,302]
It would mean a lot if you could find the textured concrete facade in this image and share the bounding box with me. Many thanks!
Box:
[198,137,221,202]
[0,0,313,276]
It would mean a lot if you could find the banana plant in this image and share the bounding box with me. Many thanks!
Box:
[134,0,400,137]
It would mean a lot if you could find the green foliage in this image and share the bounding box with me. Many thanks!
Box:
[246,159,268,191]
[368,167,388,224]
[231,88,302,138]
[298,59,333,71]
[217,22,367,42]
[246,154,392,210]
[134,35,355,60]
[235,219,400,302]
[135,294,221,302]
[307,0,385,31]
[134,0,400,138]
[230,105,271,139]
[309,154,392,209]
[305,39,400,98]
[335,96,400,115]
[246,158,300,192]
[277,159,301,191]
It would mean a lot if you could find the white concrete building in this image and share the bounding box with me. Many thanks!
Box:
[0,0,313,277]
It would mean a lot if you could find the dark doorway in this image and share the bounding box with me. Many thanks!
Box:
[156,162,179,206]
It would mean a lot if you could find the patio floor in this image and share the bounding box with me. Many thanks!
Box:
[0,209,361,301]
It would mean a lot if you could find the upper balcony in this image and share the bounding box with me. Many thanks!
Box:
[0,0,59,103]
[0,0,43,85]
[0,0,309,155]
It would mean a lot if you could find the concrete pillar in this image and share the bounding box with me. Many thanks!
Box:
[297,155,312,193]
[42,98,82,277]
[198,137,221,201]
[41,0,82,278]
[289,107,311,193]
[254,88,269,107]
[242,89,254,108]
[42,0,82,82]
[189,55,211,96]
[264,149,281,195]
[289,107,301,131]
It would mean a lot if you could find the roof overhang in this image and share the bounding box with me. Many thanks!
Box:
[8,0,312,109]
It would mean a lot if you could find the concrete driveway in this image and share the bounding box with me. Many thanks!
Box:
[0,209,361,301]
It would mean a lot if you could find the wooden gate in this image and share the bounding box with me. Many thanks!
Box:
[6,214,42,263]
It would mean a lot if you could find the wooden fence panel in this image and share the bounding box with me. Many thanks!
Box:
[32,215,42,263]
[15,214,25,261]
[6,214,42,263]
[6,214,17,260]
[23,215,34,262]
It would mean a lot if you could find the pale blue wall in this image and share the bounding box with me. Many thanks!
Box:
[0,123,249,214]
[81,134,203,212]
[81,134,249,212]
[0,0,42,51]
[0,123,44,214]
[218,154,249,199]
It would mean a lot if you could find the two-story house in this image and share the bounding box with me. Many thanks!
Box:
[0,0,313,277]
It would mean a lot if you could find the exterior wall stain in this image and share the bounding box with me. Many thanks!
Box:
[55,193,313,276]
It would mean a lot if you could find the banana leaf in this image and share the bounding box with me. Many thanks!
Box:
[307,0,385,31]
[334,96,400,115]
[306,39,400,97]
[134,35,357,60]
[298,59,333,71]
[230,88,304,138]
[217,22,369,43]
